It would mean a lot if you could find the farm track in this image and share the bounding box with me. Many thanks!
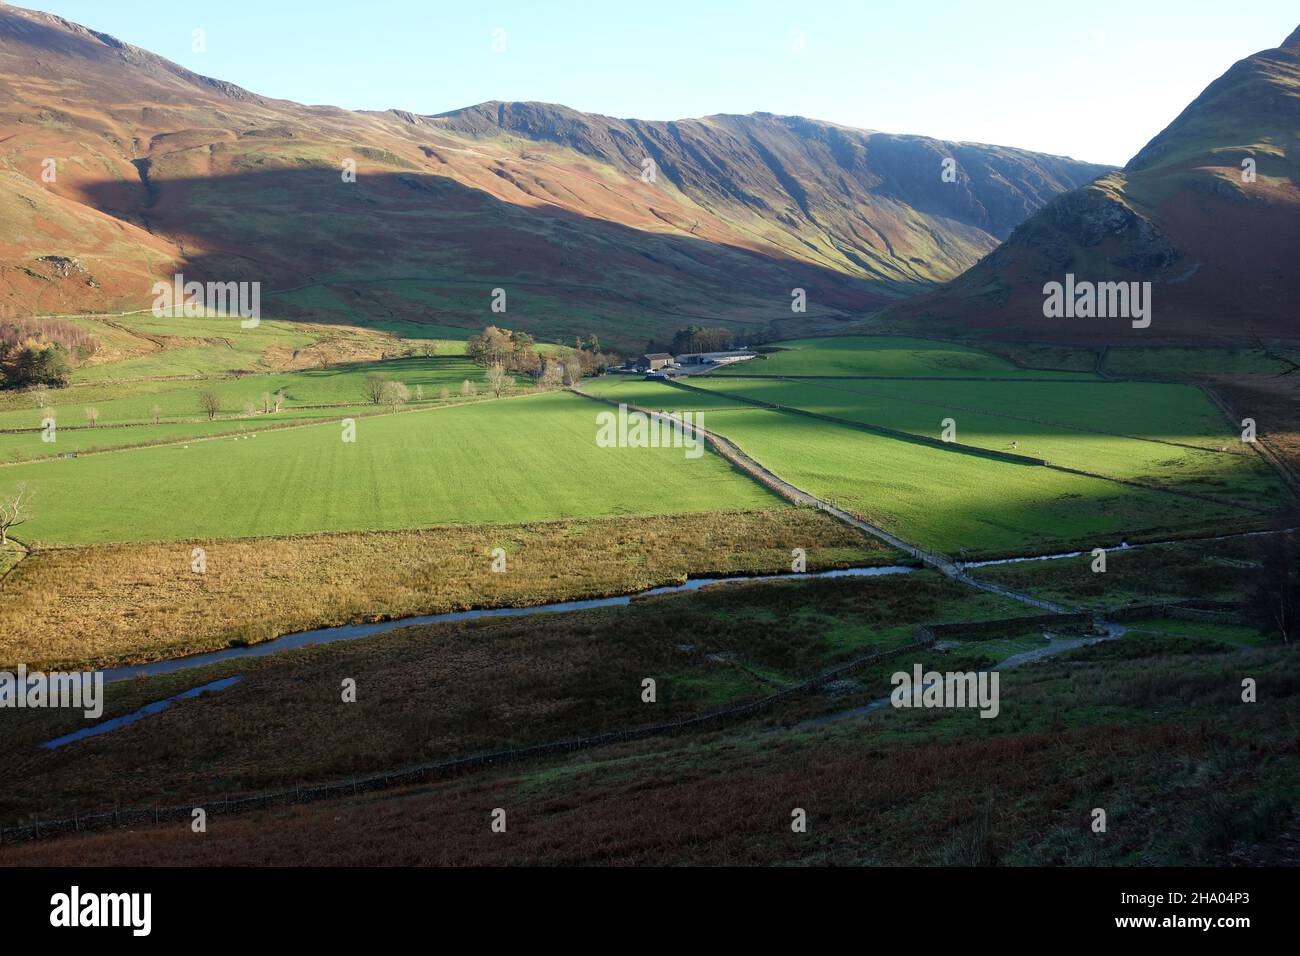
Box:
[569,387,1071,615]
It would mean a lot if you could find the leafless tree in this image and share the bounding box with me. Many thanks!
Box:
[83,407,99,427]
[198,390,221,421]
[540,359,564,389]
[363,373,388,405]
[272,390,285,413]
[380,380,410,406]
[461,379,475,398]
[484,362,509,398]
[150,404,162,424]
[0,483,32,546]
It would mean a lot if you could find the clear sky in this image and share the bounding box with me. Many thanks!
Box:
[25,0,1300,166]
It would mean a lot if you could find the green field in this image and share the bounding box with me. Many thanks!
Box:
[0,357,509,461]
[0,391,781,545]
[585,376,1262,556]
[681,376,1284,508]
[721,336,1100,379]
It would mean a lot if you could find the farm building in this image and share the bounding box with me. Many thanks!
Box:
[632,353,675,371]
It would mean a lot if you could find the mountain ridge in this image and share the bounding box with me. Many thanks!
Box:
[877,24,1300,344]
[0,3,1109,346]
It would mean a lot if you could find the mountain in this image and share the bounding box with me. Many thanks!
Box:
[0,4,1108,347]
[878,25,1300,344]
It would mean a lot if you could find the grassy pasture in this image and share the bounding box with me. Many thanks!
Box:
[0,357,487,428]
[583,377,1255,556]
[0,391,780,546]
[0,358,520,461]
[720,336,1100,379]
[683,376,1286,508]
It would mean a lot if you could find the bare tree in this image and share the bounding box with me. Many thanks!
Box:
[380,380,410,406]
[262,391,272,414]
[84,407,99,427]
[150,404,162,424]
[272,390,285,413]
[438,386,450,400]
[0,483,31,546]
[198,390,221,421]
[540,359,564,389]
[461,379,475,398]
[413,384,424,402]
[484,362,509,398]
[363,373,388,405]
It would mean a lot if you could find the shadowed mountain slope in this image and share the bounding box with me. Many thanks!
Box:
[878,25,1300,345]
[0,4,1107,346]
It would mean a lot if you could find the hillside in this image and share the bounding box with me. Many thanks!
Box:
[878,25,1300,344]
[0,4,1107,348]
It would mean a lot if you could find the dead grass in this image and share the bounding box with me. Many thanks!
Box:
[0,571,1005,818]
[0,507,893,670]
[5,643,1293,866]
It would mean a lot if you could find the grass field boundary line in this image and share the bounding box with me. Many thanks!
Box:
[1200,385,1300,500]
[569,388,1071,614]
[662,378,1050,466]
[708,373,1102,383]
[0,389,555,468]
[60,352,473,389]
[752,373,1246,458]
[0,636,937,846]
[669,377,1271,517]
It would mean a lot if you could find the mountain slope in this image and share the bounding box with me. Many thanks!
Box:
[0,4,1108,346]
[879,25,1300,344]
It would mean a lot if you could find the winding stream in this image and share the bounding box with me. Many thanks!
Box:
[100,564,917,684]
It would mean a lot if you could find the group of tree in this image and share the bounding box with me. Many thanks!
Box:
[466,325,618,388]
[642,324,780,357]
[0,316,101,390]
[363,373,413,407]
[0,341,71,390]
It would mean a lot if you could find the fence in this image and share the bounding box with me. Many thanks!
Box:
[1106,602,1247,625]
[923,612,1094,641]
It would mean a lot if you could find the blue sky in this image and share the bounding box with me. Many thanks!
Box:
[28,0,1299,166]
